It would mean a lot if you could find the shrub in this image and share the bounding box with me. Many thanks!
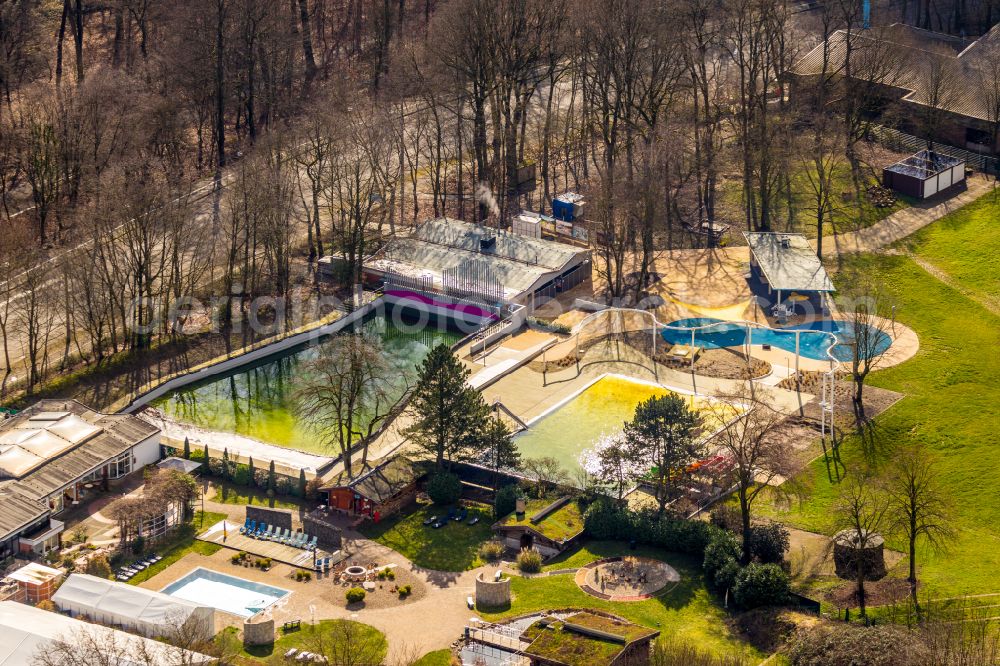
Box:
[131,536,145,555]
[85,555,113,580]
[516,548,543,573]
[259,558,272,569]
[746,523,790,564]
[788,624,930,666]
[275,476,293,496]
[36,600,56,612]
[710,505,744,534]
[346,587,366,604]
[70,526,89,544]
[61,554,76,570]
[232,463,251,487]
[703,530,742,590]
[479,540,505,561]
[583,498,721,556]
[732,563,790,609]
[398,584,412,597]
[231,553,243,564]
[253,468,270,487]
[427,472,462,505]
[304,477,323,501]
[208,457,224,476]
[494,485,521,518]
[294,569,312,582]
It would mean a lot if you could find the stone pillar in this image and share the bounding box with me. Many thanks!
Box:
[475,572,512,607]
[243,617,275,647]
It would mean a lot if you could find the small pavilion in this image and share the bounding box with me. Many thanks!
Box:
[744,232,834,316]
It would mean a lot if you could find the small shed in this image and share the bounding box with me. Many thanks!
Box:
[320,455,420,521]
[882,150,966,199]
[3,562,62,604]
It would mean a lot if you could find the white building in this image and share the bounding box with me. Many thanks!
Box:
[0,400,161,559]
[53,573,216,643]
[0,600,213,665]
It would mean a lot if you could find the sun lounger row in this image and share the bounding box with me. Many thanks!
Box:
[115,554,163,581]
[284,647,327,663]
[239,519,318,550]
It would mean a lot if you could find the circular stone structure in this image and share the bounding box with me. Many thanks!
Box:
[476,571,512,607]
[833,529,886,581]
[344,565,368,581]
[243,616,275,647]
[575,556,680,601]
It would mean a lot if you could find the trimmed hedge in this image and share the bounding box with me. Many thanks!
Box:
[583,498,721,556]
[427,472,462,505]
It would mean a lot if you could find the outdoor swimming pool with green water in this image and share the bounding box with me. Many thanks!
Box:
[515,375,697,481]
[152,314,461,454]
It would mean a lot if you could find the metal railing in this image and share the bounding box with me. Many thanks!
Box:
[868,124,1000,175]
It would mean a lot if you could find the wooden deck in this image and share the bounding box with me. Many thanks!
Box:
[197,520,344,570]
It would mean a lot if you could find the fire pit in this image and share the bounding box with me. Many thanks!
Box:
[344,565,368,581]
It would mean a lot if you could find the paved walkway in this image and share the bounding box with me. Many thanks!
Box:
[816,176,993,257]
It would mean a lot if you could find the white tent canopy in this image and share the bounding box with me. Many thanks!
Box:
[52,573,215,642]
[0,600,213,666]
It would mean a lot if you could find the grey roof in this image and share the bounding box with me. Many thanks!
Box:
[745,233,834,293]
[158,457,202,474]
[366,217,589,299]
[0,482,48,539]
[0,400,160,539]
[790,23,1000,123]
[414,218,582,270]
[322,455,418,503]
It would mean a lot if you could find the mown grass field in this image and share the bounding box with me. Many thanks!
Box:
[477,540,764,661]
[359,502,494,571]
[760,191,1000,599]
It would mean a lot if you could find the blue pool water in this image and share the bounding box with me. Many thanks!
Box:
[161,568,290,617]
[661,318,891,362]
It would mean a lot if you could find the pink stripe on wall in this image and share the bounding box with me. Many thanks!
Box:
[385,289,499,321]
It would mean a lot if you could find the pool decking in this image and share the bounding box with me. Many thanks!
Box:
[197,520,345,570]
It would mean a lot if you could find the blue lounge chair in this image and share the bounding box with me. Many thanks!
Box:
[296,532,308,548]
[306,535,318,551]
[422,515,438,526]
[467,516,480,526]
[274,528,288,544]
[455,508,468,521]
[239,517,251,534]
[255,523,269,539]
[245,519,257,536]
[446,508,456,520]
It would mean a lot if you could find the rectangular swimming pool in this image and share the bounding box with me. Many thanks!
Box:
[514,375,703,481]
[161,568,290,618]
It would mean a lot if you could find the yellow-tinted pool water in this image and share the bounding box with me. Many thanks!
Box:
[514,375,710,481]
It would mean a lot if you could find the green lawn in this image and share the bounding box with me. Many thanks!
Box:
[718,164,912,239]
[211,483,302,510]
[228,620,386,664]
[477,540,762,661]
[127,511,226,585]
[413,649,454,666]
[359,502,494,571]
[759,197,1000,598]
[896,187,1000,310]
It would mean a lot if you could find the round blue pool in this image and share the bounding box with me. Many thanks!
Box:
[661,318,891,362]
